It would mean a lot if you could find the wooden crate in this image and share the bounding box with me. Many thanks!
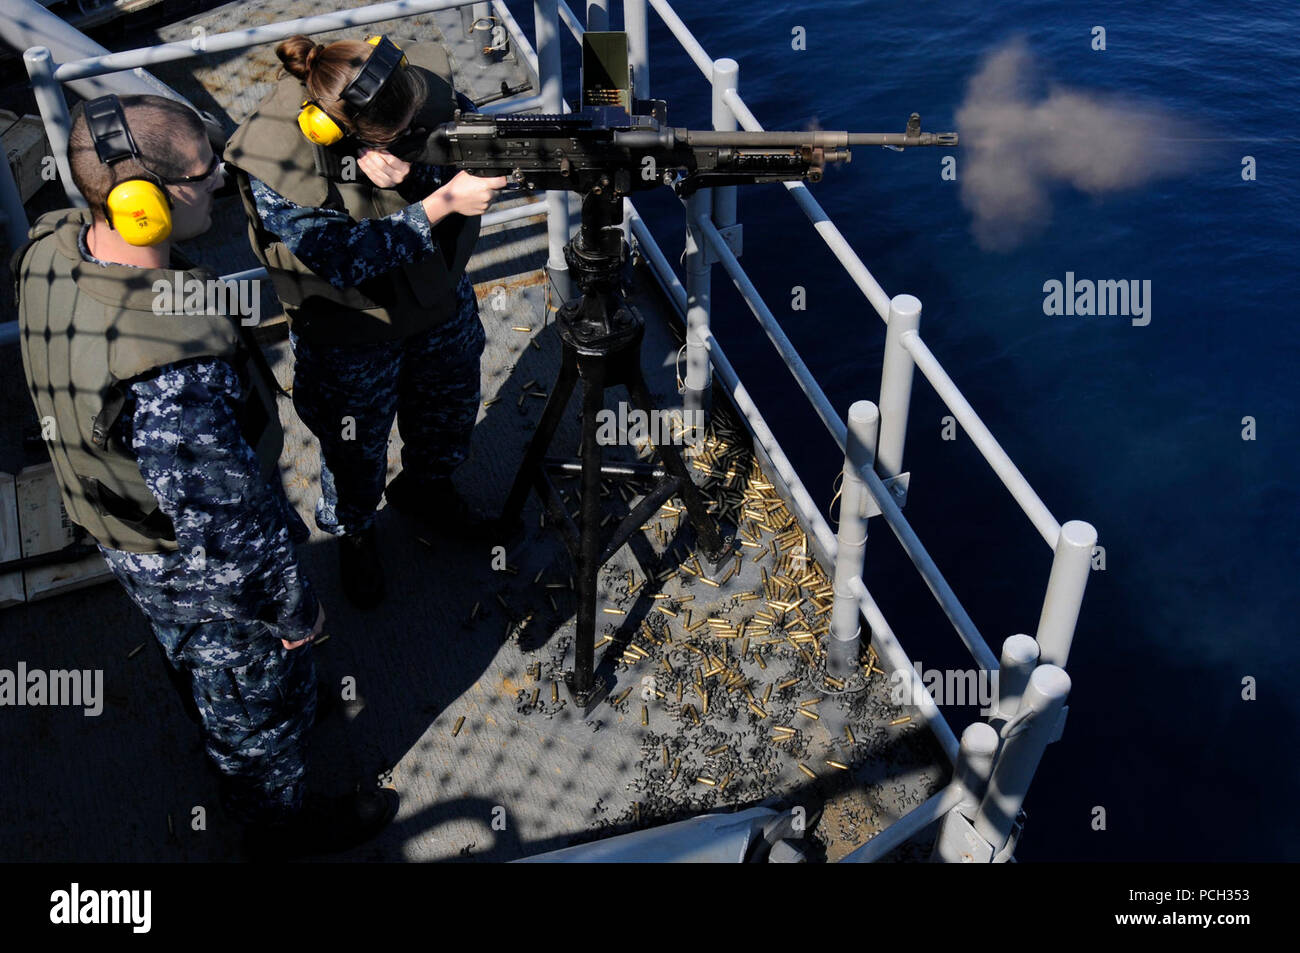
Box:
[0,471,22,608]
[0,463,114,608]
[0,110,52,204]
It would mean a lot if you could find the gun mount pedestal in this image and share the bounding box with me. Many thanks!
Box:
[501,188,732,710]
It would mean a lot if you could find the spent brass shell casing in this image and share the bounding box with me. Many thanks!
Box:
[452,716,465,736]
[530,687,540,707]
[642,704,649,726]
[551,681,559,703]
[797,763,817,780]
[671,758,680,782]
[657,606,677,618]
[700,576,721,588]
[890,716,912,726]
[755,654,767,670]
[825,675,845,690]
[776,678,799,691]
[763,683,773,706]
[677,594,695,603]
[594,635,613,649]
[797,708,820,721]
[719,771,734,791]
[798,697,822,706]
[696,776,717,787]
[826,760,849,771]
[706,744,728,757]
[663,745,670,768]
[611,687,633,706]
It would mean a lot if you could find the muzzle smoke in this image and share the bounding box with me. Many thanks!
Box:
[956,39,1196,251]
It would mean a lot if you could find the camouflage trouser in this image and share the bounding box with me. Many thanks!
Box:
[151,618,317,826]
[290,281,486,536]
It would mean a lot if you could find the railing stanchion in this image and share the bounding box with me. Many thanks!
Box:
[996,633,1039,723]
[24,46,82,207]
[930,722,1000,862]
[1035,519,1097,667]
[877,293,921,483]
[534,0,572,302]
[624,0,649,98]
[710,58,738,231]
[585,0,608,30]
[683,189,713,421]
[828,400,877,678]
[973,665,1071,856]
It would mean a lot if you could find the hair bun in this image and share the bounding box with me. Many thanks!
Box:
[275,35,321,81]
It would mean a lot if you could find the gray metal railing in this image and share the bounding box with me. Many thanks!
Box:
[10,0,1095,863]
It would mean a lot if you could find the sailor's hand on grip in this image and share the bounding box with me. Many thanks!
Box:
[357,148,412,187]
[424,171,509,222]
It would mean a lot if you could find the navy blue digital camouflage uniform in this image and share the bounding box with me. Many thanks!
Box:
[77,227,320,827]
[249,161,485,537]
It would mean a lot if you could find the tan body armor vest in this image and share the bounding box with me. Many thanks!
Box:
[224,40,481,347]
[14,208,285,555]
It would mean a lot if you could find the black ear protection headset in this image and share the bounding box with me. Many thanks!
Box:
[83,94,174,246]
[297,36,409,146]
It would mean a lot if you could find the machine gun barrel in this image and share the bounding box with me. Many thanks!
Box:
[680,129,957,148]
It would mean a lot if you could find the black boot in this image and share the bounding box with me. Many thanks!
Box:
[338,527,385,608]
[385,473,497,541]
[243,788,399,860]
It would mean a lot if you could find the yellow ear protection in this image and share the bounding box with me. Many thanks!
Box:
[83,95,172,246]
[297,36,409,146]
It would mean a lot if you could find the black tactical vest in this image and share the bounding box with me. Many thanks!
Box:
[14,208,285,554]
[224,40,481,347]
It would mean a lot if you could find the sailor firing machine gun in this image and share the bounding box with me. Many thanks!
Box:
[422,31,957,706]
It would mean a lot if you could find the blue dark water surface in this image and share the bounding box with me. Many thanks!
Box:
[554,0,1299,860]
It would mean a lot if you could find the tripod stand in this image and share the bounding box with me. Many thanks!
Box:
[501,185,731,707]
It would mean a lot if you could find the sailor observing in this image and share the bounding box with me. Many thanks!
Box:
[224,34,508,609]
[12,93,397,857]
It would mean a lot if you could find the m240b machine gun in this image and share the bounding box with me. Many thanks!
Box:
[440,32,956,707]
[423,105,956,197]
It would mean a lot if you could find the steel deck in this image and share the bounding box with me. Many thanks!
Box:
[0,0,946,862]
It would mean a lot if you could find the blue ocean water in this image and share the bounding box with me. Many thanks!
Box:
[598,0,1299,860]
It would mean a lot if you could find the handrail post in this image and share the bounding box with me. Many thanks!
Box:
[877,293,921,483]
[1035,519,1097,667]
[710,58,739,231]
[534,0,572,302]
[585,0,608,30]
[973,664,1071,856]
[683,189,713,419]
[828,400,877,677]
[24,46,83,208]
[931,722,999,862]
[624,0,649,98]
[996,633,1039,722]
